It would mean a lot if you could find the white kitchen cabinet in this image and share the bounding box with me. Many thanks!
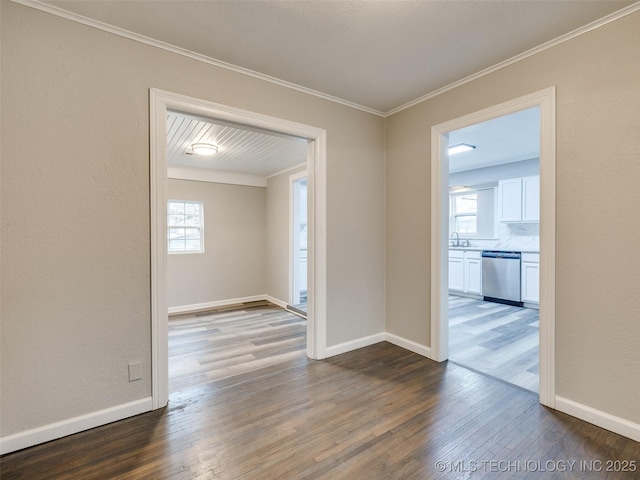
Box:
[448,250,464,292]
[498,178,523,222]
[522,176,540,222]
[449,250,482,295]
[498,175,539,223]
[464,251,482,295]
[521,253,540,304]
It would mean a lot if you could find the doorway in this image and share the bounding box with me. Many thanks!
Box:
[289,173,308,316]
[430,88,556,407]
[150,89,328,409]
[446,107,541,393]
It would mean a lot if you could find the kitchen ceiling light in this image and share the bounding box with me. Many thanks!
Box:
[187,143,219,156]
[448,143,476,155]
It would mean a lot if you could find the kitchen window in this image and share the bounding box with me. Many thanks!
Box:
[450,192,478,235]
[168,200,204,253]
[449,186,497,239]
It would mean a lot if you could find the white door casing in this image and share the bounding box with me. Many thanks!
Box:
[150,89,327,409]
[430,87,556,407]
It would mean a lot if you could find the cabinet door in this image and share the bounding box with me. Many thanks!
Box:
[522,176,540,222]
[464,257,482,295]
[521,261,540,303]
[499,178,522,222]
[448,257,464,292]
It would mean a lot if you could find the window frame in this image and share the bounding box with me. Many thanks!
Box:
[449,190,478,236]
[167,199,204,254]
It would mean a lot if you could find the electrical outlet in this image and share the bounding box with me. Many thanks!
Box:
[128,361,142,382]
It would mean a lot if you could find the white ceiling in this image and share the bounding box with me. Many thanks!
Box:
[449,107,540,173]
[167,111,307,177]
[36,0,634,114]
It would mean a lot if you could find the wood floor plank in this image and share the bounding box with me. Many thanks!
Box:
[2,305,639,479]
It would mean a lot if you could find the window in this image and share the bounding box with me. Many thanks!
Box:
[450,192,477,235]
[168,200,203,253]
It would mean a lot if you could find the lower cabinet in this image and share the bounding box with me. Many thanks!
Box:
[449,250,482,295]
[448,250,465,292]
[521,253,540,303]
[464,251,482,295]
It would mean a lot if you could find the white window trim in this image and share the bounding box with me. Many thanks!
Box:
[449,190,478,237]
[167,199,204,254]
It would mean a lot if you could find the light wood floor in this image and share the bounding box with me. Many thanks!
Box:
[2,306,639,479]
[169,300,307,393]
[449,295,539,392]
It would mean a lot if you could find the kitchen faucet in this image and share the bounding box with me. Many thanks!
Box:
[450,232,469,247]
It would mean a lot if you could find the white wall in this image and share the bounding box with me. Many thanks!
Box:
[167,179,266,309]
[449,158,539,187]
[0,2,385,441]
[265,166,307,304]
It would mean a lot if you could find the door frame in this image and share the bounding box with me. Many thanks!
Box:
[430,87,556,407]
[289,171,308,306]
[149,89,327,409]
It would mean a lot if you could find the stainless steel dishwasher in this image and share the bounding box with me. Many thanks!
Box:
[481,251,523,306]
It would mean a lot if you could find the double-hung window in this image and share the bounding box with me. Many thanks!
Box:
[450,192,477,235]
[168,200,204,253]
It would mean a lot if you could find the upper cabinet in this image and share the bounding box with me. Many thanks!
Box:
[498,175,539,223]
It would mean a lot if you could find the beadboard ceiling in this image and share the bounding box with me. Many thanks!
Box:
[167,112,307,177]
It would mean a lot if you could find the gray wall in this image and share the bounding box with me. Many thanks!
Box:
[449,158,540,187]
[265,166,307,303]
[386,11,640,424]
[167,180,266,308]
[1,2,385,438]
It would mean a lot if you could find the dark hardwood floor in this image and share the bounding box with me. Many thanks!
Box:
[2,306,639,479]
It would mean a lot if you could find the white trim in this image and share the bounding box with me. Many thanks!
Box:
[289,170,308,306]
[11,0,383,117]
[430,87,557,408]
[386,3,640,116]
[0,397,152,455]
[13,1,639,118]
[556,397,640,443]
[266,161,308,180]
[168,166,267,187]
[264,295,288,309]
[324,333,386,358]
[385,333,432,359]
[167,295,269,315]
[151,89,327,410]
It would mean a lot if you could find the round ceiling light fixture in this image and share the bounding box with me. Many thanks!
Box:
[186,143,219,156]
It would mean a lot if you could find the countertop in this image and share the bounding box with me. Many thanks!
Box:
[449,246,540,254]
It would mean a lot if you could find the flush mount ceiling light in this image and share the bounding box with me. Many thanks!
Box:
[186,143,219,156]
[448,143,476,155]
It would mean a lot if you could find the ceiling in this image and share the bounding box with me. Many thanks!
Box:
[167,111,307,177]
[25,0,634,177]
[449,107,540,173]
[36,0,634,115]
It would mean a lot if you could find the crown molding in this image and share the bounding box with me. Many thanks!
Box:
[385,2,640,117]
[12,0,640,118]
[11,0,385,117]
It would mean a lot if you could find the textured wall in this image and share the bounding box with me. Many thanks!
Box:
[167,180,266,308]
[0,2,385,437]
[386,11,640,423]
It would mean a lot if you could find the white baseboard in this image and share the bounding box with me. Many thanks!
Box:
[168,295,268,315]
[555,396,640,443]
[325,332,386,357]
[0,397,153,455]
[385,333,433,359]
[264,295,288,309]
